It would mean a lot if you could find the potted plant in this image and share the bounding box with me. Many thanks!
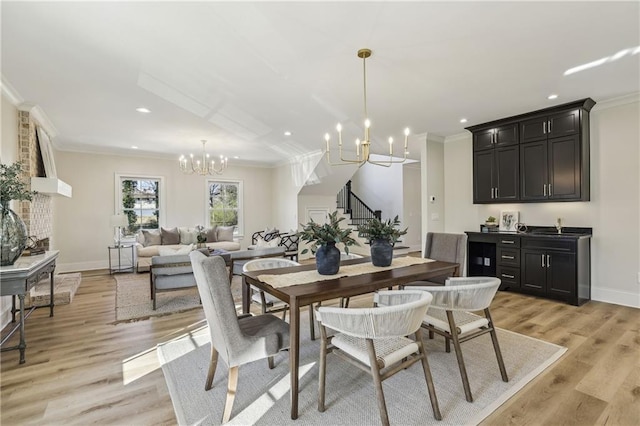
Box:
[1,162,37,265]
[298,211,358,275]
[357,215,407,267]
[485,216,498,227]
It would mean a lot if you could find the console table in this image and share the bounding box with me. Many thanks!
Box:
[0,250,58,364]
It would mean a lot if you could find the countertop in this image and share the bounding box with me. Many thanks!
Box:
[466,226,592,239]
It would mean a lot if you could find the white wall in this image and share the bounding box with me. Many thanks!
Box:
[426,138,445,234]
[1,92,19,328]
[54,150,273,272]
[402,164,422,251]
[444,98,640,308]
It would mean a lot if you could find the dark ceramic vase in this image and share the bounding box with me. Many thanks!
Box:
[370,239,393,267]
[0,203,28,266]
[315,242,340,275]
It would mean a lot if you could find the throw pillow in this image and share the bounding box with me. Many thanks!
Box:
[256,236,281,248]
[141,229,161,247]
[206,226,218,243]
[161,227,180,245]
[179,228,198,245]
[217,225,235,242]
[158,244,194,256]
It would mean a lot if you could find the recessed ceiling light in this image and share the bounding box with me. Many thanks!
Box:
[131,146,138,149]
[547,94,558,100]
[460,118,468,123]
[136,107,151,113]
[284,131,292,136]
[233,156,239,159]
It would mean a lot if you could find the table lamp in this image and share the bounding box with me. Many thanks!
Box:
[110,214,129,246]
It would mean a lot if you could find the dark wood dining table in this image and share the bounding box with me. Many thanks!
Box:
[242,257,460,420]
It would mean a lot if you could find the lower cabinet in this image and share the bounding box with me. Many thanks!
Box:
[467,231,591,306]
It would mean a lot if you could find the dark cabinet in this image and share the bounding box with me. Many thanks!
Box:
[467,231,591,306]
[473,143,519,203]
[467,98,594,204]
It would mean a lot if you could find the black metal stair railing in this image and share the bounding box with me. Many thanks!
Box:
[336,181,381,227]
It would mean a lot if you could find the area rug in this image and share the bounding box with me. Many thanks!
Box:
[25,272,82,308]
[158,322,566,425]
[113,273,244,323]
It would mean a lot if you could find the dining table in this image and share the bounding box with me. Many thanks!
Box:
[242,256,460,420]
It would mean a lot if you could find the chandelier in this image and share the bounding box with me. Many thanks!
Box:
[325,48,410,167]
[179,140,228,176]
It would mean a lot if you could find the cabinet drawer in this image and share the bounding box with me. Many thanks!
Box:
[497,266,520,289]
[497,247,520,267]
[522,238,575,252]
[497,236,520,248]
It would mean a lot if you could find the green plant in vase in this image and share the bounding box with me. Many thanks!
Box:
[357,215,407,267]
[298,211,358,275]
[1,163,37,265]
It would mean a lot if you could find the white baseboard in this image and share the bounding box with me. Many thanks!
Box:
[592,287,640,309]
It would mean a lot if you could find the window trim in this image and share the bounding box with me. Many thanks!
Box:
[114,173,166,231]
[205,178,244,238]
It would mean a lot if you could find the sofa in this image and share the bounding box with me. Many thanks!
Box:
[135,226,240,272]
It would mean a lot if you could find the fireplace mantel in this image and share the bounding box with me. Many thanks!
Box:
[30,177,72,198]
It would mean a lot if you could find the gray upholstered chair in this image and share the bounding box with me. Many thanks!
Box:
[189,251,290,423]
[150,252,198,310]
[316,290,442,425]
[407,232,467,287]
[414,277,508,402]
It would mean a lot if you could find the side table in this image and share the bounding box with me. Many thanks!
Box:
[108,244,134,274]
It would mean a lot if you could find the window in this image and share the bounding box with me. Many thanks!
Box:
[115,174,165,235]
[207,180,243,236]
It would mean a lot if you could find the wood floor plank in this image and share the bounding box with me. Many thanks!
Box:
[2,269,639,425]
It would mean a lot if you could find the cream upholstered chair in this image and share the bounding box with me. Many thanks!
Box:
[316,290,442,425]
[414,277,508,402]
[189,251,289,423]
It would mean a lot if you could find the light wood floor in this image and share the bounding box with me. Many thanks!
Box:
[1,270,638,425]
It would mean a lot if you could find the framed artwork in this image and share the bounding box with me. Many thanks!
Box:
[499,210,519,232]
[37,126,57,178]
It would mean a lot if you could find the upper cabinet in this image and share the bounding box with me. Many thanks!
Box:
[467,98,595,204]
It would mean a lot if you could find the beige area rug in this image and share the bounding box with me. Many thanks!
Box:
[158,321,566,425]
[113,273,243,323]
[25,272,82,308]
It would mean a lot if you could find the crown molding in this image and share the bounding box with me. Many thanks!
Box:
[592,92,640,111]
[444,131,471,143]
[1,74,24,105]
[17,102,58,140]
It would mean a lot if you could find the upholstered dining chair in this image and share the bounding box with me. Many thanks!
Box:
[413,277,508,403]
[316,290,442,425]
[403,232,467,289]
[189,251,290,423]
[242,258,317,340]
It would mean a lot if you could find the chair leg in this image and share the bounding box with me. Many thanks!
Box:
[152,287,157,310]
[340,297,350,308]
[445,336,451,353]
[222,366,239,424]
[446,311,473,402]
[429,330,434,340]
[259,291,268,315]
[205,346,219,391]
[267,356,275,369]
[485,308,508,382]
[309,304,315,341]
[366,339,390,426]
[318,325,328,412]
[415,329,442,420]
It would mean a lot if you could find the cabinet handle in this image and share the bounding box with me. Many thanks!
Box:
[547,255,551,267]
[541,254,546,267]
[548,120,551,133]
[501,240,515,244]
[501,255,515,260]
[543,184,547,196]
[549,184,552,196]
[491,188,494,199]
[495,187,499,198]
[543,121,546,134]
[501,273,515,279]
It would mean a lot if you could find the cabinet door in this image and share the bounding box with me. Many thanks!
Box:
[494,124,519,147]
[495,145,519,201]
[520,116,548,143]
[473,150,495,203]
[521,249,546,295]
[520,140,548,200]
[546,252,576,299]
[473,128,495,151]
[548,109,579,139]
[548,135,581,200]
